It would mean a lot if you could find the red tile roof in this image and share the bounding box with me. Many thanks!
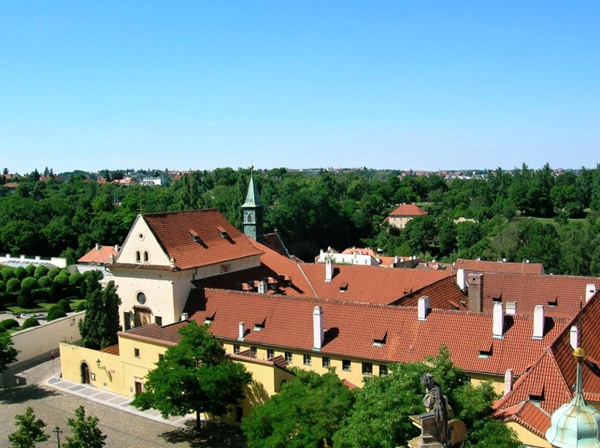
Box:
[494,401,551,439]
[480,273,599,318]
[455,259,544,275]
[391,276,467,308]
[299,264,452,305]
[182,288,568,377]
[119,321,187,346]
[78,245,119,264]
[195,239,316,297]
[100,344,120,356]
[262,233,290,258]
[388,204,428,217]
[141,210,263,270]
[494,291,600,435]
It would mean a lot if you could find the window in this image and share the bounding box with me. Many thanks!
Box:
[143,251,149,262]
[303,354,312,366]
[285,352,293,363]
[134,348,140,358]
[123,312,131,331]
[233,344,240,354]
[250,346,257,357]
[322,357,331,368]
[135,251,141,262]
[155,316,162,326]
[379,364,388,376]
[267,349,275,359]
[137,292,146,305]
[342,360,351,371]
[362,362,373,376]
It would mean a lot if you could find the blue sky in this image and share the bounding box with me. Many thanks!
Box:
[1,1,598,174]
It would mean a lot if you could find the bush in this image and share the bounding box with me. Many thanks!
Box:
[1,267,15,281]
[38,275,52,288]
[20,277,38,295]
[69,272,84,287]
[34,265,49,279]
[6,277,20,295]
[47,308,67,321]
[0,280,5,294]
[53,273,69,287]
[21,317,40,329]
[76,301,87,312]
[25,264,36,277]
[14,267,27,280]
[47,304,63,314]
[0,319,20,330]
[17,294,33,309]
[57,299,71,313]
[47,268,61,280]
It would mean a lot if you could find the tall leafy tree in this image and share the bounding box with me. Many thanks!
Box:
[63,406,106,448]
[0,332,19,373]
[78,280,121,349]
[242,370,355,448]
[8,406,49,448]
[132,320,251,430]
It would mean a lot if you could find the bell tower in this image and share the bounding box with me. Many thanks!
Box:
[242,173,264,242]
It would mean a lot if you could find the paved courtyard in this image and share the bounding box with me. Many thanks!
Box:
[1,360,247,447]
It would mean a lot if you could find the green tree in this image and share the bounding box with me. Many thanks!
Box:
[78,280,121,349]
[242,369,355,448]
[63,406,106,448]
[0,332,19,373]
[8,406,49,448]
[132,320,251,430]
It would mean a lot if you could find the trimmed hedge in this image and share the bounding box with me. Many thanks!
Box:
[76,301,87,312]
[21,317,40,329]
[47,304,63,315]
[47,308,67,321]
[0,318,20,330]
[57,299,71,313]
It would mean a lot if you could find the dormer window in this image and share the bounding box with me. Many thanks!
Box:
[373,331,387,347]
[217,226,229,238]
[548,297,558,308]
[254,317,266,331]
[189,229,201,243]
[204,311,216,324]
[339,282,348,293]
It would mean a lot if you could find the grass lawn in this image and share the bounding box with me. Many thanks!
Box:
[6,306,47,314]
[70,299,86,309]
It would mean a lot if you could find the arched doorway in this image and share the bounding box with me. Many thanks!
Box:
[80,362,90,384]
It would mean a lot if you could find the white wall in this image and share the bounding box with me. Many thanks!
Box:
[10,311,86,364]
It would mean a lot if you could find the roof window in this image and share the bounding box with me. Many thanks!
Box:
[189,229,201,242]
[217,226,228,238]
[373,331,387,347]
[339,282,348,293]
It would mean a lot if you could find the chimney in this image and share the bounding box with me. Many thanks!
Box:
[493,301,504,338]
[457,269,466,292]
[468,273,484,312]
[418,296,431,321]
[180,312,188,321]
[95,243,100,251]
[313,306,324,350]
[504,369,514,396]
[586,284,597,302]
[533,305,545,340]
[238,322,245,341]
[505,301,518,315]
[570,325,578,349]
[114,244,119,252]
[325,257,333,283]
[258,280,267,294]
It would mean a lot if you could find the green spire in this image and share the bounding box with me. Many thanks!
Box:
[242,174,263,208]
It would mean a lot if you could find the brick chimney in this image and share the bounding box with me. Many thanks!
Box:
[313,306,324,350]
[533,305,544,340]
[418,296,431,321]
[467,273,484,312]
[493,301,504,338]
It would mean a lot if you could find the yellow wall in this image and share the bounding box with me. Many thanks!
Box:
[507,422,551,448]
[468,372,505,396]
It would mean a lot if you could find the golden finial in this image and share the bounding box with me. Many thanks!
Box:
[573,347,587,364]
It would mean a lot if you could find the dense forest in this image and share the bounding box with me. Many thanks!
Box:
[1,163,600,276]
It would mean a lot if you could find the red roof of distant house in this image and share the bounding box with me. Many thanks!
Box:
[388,204,428,217]
[182,288,568,377]
[78,245,119,264]
[141,209,263,270]
[391,276,467,308]
[455,258,544,275]
[4,182,18,189]
[262,233,290,258]
[298,264,451,305]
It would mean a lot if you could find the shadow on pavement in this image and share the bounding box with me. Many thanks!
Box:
[0,384,61,404]
[160,420,247,447]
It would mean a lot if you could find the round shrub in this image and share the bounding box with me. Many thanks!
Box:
[57,299,71,313]
[53,272,69,287]
[0,318,20,330]
[47,304,63,314]
[20,277,38,294]
[47,268,61,280]
[21,317,40,329]
[14,267,27,280]
[38,275,52,289]
[25,264,36,277]
[17,294,33,309]
[47,308,67,321]
[34,265,49,279]
[1,267,16,281]
[6,278,21,295]
[76,301,87,312]
[0,280,5,294]
[69,272,84,287]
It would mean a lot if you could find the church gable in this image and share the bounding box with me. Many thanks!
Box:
[116,215,171,267]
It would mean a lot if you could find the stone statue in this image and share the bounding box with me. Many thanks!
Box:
[421,373,451,446]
